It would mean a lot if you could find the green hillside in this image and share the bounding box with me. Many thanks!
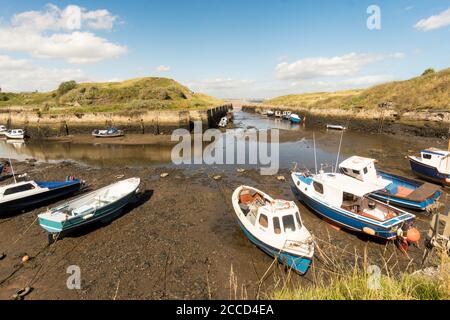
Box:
[266,68,450,111]
[0,77,223,113]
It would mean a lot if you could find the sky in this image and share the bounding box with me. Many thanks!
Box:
[0,0,449,99]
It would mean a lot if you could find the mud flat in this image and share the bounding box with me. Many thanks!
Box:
[0,159,438,300]
[243,104,450,138]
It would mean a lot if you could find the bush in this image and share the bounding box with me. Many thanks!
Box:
[422,68,435,76]
[57,80,77,96]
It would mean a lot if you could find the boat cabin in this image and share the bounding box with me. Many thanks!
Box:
[308,173,397,221]
[0,181,39,200]
[339,156,390,186]
[238,189,304,237]
[418,148,450,174]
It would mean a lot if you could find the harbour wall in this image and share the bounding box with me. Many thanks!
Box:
[242,104,450,138]
[0,105,231,137]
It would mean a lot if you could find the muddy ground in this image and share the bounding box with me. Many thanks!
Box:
[0,159,443,300]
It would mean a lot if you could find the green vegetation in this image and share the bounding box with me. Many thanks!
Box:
[422,68,435,76]
[272,253,449,300]
[0,77,223,113]
[266,68,450,112]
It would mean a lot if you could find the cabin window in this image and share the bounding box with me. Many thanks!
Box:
[313,182,323,194]
[363,167,368,174]
[343,192,357,202]
[423,154,432,160]
[258,214,268,228]
[4,183,35,195]
[352,169,360,175]
[282,215,296,232]
[273,217,281,234]
[295,212,303,229]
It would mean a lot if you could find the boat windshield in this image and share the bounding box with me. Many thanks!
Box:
[4,183,36,195]
[282,215,296,233]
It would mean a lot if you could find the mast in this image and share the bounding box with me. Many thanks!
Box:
[313,132,317,174]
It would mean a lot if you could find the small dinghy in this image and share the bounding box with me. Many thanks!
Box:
[0,177,84,216]
[291,171,419,242]
[0,125,7,135]
[289,114,303,123]
[266,110,275,117]
[408,148,450,186]
[339,156,442,211]
[92,127,124,138]
[326,124,346,131]
[38,177,140,234]
[5,129,25,139]
[232,186,314,274]
[274,110,282,118]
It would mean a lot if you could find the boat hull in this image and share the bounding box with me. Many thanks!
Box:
[409,157,450,186]
[39,187,138,234]
[236,219,312,274]
[0,181,82,216]
[293,187,399,240]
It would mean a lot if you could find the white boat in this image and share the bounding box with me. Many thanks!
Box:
[408,148,450,186]
[218,116,228,128]
[290,114,302,123]
[5,129,25,139]
[92,127,124,138]
[274,110,282,118]
[282,111,292,120]
[291,170,419,241]
[0,125,7,135]
[232,186,314,274]
[326,124,347,130]
[38,178,140,234]
[266,110,275,117]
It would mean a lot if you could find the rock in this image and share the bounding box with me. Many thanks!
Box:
[160,173,169,178]
[277,176,286,181]
[0,252,5,260]
[22,255,30,263]
[213,175,222,181]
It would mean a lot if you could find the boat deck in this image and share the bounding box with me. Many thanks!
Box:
[404,182,441,202]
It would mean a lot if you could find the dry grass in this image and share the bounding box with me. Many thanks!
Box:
[266,68,450,112]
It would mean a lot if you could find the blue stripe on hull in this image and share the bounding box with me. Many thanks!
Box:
[236,220,311,275]
[409,158,450,186]
[369,191,441,211]
[295,191,397,240]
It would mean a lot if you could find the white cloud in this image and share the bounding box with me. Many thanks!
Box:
[188,78,255,91]
[0,55,89,92]
[276,52,404,80]
[414,8,450,31]
[155,65,171,72]
[0,4,126,64]
[291,74,392,88]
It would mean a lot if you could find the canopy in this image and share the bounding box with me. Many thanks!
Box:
[339,156,375,171]
[315,173,383,197]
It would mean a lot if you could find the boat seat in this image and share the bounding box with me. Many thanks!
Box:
[395,186,414,198]
[72,205,93,216]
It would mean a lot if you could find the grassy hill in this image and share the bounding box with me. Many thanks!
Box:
[0,77,223,114]
[266,68,450,112]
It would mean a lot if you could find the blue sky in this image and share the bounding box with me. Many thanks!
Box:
[0,0,449,98]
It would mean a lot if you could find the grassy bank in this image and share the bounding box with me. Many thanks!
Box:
[266,68,450,112]
[272,253,449,300]
[0,77,224,114]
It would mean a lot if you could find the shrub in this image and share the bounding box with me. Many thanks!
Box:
[422,68,435,76]
[57,80,77,96]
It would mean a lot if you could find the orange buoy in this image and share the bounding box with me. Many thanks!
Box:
[406,227,421,243]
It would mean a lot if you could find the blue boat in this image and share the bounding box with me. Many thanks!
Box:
[408,148,450,187]
[289,114,303,123]
[0,178,84,216]
[232,186,314,274]
[291,171,419,241]
[339,156,442,211]
[39,178,140,234]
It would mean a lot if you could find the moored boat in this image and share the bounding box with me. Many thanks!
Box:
[326,124,346,131]
[232,186,314,274]
[408,148,450,186]
[92,127,124,138]
[5,129,25,139]
[289,114,302,123]
[282,111,291,120]
[0,177,84,216]
[218,116,228,128]
[0,125,7,135]
[339,156,442,211]
[266,110,275,117]
[38,177,140,234]
[274,110,282,118]
[291,171,419,242]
